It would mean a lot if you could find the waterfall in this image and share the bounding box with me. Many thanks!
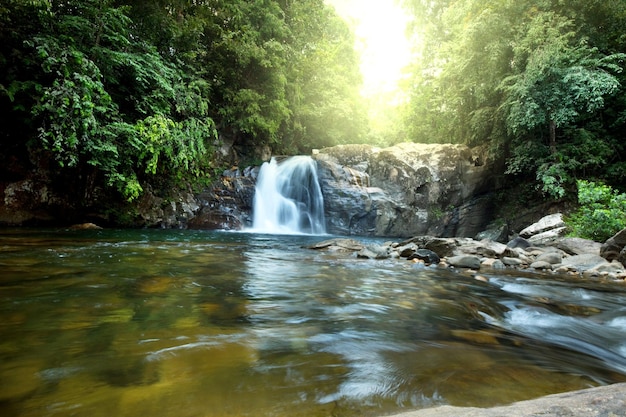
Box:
[251,156,326,235]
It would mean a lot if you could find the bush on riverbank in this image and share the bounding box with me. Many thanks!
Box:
[567,180,626,242]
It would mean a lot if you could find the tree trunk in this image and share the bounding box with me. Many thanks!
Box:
[549,118,556,154]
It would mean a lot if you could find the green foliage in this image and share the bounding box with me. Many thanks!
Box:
[2,0,220,202]
[567,180,626,242]
[30,35,114,168]
[1,0,366,210]
[401,0,626,202]
[500,11,624,140]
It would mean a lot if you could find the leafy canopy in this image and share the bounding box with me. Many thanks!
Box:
[400,0,626,199]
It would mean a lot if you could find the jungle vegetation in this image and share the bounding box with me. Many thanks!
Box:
[1,0,365,202]
[1,0,626,220]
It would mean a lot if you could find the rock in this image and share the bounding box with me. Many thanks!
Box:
[447,255,481,269]
[357,245,391,259]
[137,186,201,228]
[314,143,496,237]
[383,382,626,417]
[600,227,626,263]
[561,254,610,271]
[423,238,458,258]
[529,261,553,270]
[457,239,511,258]
[475,222,509,243]
[555,237,601,256]
[535,252,563,265]
[397,243,419,258]
[481,258,506,269]
[502,257,525,266]
[585,260,625,276]
[507,237,530,249]
[314,156,378,236]
[307,238,365,252]
[519,213,565,238]
[527,227,568,245]
[68,222,102,230]
[407,249,440,265]
[190,170,257,230]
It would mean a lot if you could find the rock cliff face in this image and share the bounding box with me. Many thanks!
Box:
[0,142,500,237]
[314,143,498,237]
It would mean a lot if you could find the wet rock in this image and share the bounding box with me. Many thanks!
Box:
[190,171,256,230]
[397,243,419,258]
[68,222,103,230]
[407,249,440,265]
[0,359,43,401]
[307,238,365,252]
[357,245,392,259]
[450,329,499,345]
[447,255,481,269]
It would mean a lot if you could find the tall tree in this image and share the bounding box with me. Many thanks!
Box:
[400,0,626,197]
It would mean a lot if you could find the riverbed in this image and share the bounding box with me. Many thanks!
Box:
[1,228,625,417]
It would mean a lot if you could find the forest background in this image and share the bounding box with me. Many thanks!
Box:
[1,0,626,239]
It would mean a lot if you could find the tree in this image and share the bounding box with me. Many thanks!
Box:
[500,12,623,155]
[283,0,366,152]
[400,0,626,199]
[2,0,217,202]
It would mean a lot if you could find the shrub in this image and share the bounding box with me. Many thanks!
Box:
[566,180,626,242]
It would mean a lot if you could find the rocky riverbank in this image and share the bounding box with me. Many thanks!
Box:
[309,214,626,417]
[309,213,626,281]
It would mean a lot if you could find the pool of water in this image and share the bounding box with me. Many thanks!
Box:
[1,228,626,417]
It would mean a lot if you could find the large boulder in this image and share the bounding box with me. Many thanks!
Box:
[314,143,497,237]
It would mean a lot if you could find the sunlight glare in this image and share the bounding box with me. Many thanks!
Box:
[327,0,412,98]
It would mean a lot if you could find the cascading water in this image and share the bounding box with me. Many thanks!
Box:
[251,156,326,234]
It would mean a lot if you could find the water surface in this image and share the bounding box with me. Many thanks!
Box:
[1,228,626,417]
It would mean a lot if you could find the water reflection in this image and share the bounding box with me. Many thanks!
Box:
[0,228,625,417]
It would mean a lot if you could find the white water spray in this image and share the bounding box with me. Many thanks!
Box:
[251,156,326,235]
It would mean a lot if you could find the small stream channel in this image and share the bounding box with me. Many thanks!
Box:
[1,228,626,416]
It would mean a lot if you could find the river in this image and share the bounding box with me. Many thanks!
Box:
[1,228,626,417]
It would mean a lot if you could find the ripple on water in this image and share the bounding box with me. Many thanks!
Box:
[1,229,626,417]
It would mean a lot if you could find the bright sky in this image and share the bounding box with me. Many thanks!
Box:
[326,0,412,97]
